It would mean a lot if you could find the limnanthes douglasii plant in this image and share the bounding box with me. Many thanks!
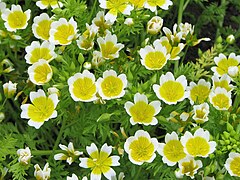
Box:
[1,0,240,179]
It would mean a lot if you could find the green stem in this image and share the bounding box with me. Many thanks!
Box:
[88,0,98,23]
[32,150,63,156]
[233,94,240,111]
[183,0,190,11]
[216,0,226,41]
[133,166,142,180]
[49,117,67,160]
[0,98,7,110]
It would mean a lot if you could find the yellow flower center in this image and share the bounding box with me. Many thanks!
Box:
[36,20,52,40]
[216,58,239,76]
[129,0,145,8]
[101,76,123,98]
[87,151,112,175]
[129,101,155,124]
[190,85,210,104]
[145,51,167,69]
[129,137,155,162]
[214,80,231,91]
[8,11,27,29]
[30,48,52,64]
[181,160,199,177]
[72,77,97,100]
[33,63,52,84]
[230,157,240,176]
[185,137,210,157]
[159,81,185,103]
[28,97,55,122]
[41,0,58,6]
[163,140,186,162]
[100,41,119,59]
[147,0,167,7]
[54,24,75,45]
[211,94,230,109]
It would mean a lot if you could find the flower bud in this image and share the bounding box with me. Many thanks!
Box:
[34,163,51,180]
[17,147,32,165]
[147,16,163,35]
[47,87,60,97]
[0,112,5,122]
[226,34,235,44]
[3,81,17,98]
[83,62,92,70]
[124,18,134,26]
[216,36,223,43]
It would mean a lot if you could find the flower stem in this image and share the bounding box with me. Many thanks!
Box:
[88,0,98,23]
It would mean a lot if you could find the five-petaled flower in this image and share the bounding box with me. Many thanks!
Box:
[79,143,120,180]
[20,89,59,129]
[225,152,240,177]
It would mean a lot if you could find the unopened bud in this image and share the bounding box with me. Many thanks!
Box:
[147,16,163,35]
[226,34,235,44]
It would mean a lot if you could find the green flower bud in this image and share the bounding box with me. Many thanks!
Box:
[216,43,223,50]
[216,36,223,43]
[227,145,232,150]
[227,122,234,132]
[78,53,85,65]
[223,131,230,139]
[225,140,230,145]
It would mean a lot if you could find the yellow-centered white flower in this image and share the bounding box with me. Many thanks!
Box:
[153,72,188,105]
[36,0,63,9]
[124,93,161,125]
[99,0,134,23]
[1,5,31,32]
[34,163,51,180]
[187,79,211,105]
[17,147,32,165]
[96,70,127,100]
[49,17,78,45]
[67,174,79,180]
[180,128,216,158]
[20,89,59,129]
[175,156,203,179]
[54,142,83,165]
[32,13,53,41]
[68,70,98,102]
[211,74,234,92]
[124,130,159,165]
[139,43,170,70]
[225,152,240,177]
[209,87,232,110]
[192,103,209,124]
[144,0,173,12]
[211,53,240,77]
[25,41,57,64]
[158,132,186,166]
[79,143,120,180]
[97,31,124,60]
[28,59,53,85]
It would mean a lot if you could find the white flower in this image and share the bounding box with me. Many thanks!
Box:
[47,87,60,96]
[1,5,31,32]
[32,13,53,41]
[147,16,163,35]
[192,103,209,124]
[36,0,63,9]
[17,147,32,165]
[28,59,53,85]
[163,24,182,43]
[153,72,188,105]
[49,17,78,45]
[139,43,170,70]
[153,37,185,61]
[3,81,17,98]
[180,128,217,158]
[96,70,127,100]
[25,41,57,64]
[92,11,113,33]
[209,87,232,110]
[97,31,124,60]
[92,51,105,67]
[224,152,240,177]
[68,70,98,102]
[187,79,211,105]
[79,143,120,180]
[34,163,51,180]
[144,0,173,12]
[211,53,240,77]
[211,74,234,92]
[99,0,134,23]
[175,156,203,179]
[158,132,186,166]
[179,22,194,40]
[124,93,161,125]
[54,142,83,165]
[20,89,59,129]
